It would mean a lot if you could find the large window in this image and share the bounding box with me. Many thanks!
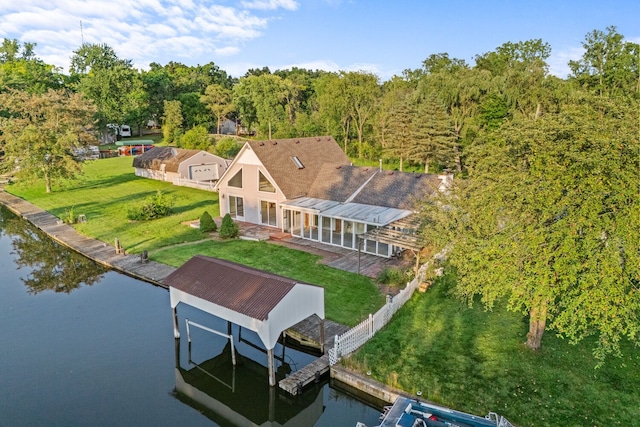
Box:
[260,200,277,226]
[228,169,243,188]
[229,196,244,219]
[258,171,276,192]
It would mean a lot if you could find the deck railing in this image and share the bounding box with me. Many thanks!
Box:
[328,248,448,366]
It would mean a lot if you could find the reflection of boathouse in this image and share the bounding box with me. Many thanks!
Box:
[174,341,325,426]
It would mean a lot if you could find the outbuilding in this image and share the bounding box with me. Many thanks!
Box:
[133,146,230,184]
[166,255,325,386]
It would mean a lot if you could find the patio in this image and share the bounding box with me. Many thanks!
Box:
[236,221,414,278]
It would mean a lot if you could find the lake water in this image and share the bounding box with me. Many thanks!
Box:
[0,205,381,426]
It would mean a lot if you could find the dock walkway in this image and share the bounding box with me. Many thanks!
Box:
[0,191,176,286]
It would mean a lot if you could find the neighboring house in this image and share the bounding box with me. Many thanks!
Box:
[215,136,452,258]
[133,147,230,185]
[219,119,237,135]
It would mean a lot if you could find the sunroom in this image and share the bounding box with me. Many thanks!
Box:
[280,197,413,258]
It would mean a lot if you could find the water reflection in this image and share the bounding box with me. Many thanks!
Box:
[174,340,325,426]
[1,206,106,294]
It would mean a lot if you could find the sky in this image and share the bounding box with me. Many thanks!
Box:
[1,0,639,80]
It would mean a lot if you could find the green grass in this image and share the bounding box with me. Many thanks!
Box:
[347,274,640,427]
[6,156,384,325]
[7,156,219,254]
[153,240,384,325]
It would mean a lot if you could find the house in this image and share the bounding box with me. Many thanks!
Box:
[133,146,230,185]
[215,136,452,258]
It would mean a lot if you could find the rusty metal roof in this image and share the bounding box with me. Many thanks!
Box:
[164,255,304,321]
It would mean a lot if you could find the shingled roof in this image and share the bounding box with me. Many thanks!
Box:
[307,165,377,202]
[246,136,350,199]
[350,170,441,210]
[132,146,203,172]
[164,255,302,321]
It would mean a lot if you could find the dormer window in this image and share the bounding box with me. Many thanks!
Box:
[291,156,304,169]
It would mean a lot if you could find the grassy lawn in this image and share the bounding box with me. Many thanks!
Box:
[153,240,383,325]
[347,274,640,427]
[8,156,219,254]
[6,156,384,325]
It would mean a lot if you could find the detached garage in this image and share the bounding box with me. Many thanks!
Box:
[133,147,230,186]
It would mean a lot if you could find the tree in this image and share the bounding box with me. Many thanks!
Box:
[408,94,456,173]
[233,74,286,139]
[162,100,183,144]
[0,38,62,93]
[179,125,210,150]
[313,72,353,154]
[70,44,138,128]
[420,94,640,360]
[201,84,234,134]
[569,26,640,98]
[0,89,97,193]
[342,71,380,158]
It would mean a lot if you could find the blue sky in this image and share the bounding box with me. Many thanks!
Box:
[1,0,638,80]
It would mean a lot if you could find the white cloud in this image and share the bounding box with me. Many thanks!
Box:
[548,45,584,78]
[0,0,300,71]
[241,0,298,11]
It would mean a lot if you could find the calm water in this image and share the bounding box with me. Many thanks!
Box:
[0,205,381,427]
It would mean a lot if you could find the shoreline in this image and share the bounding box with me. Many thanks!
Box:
[0,188,404,409]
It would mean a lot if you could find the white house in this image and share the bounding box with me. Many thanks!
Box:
[215,136,451,258]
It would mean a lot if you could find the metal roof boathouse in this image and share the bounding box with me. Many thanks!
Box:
[166,255,325,387]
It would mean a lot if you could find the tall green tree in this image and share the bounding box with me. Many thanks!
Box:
[162,99,184,144]
[421,94,640,359]
[201,84,234,134]
[0,89,97,193]
[70,43,138,128]
[569,26,640,98]
[233,74,286,139]
[342,71,380,159]
[408,94,455,173]
[0,38,62,93]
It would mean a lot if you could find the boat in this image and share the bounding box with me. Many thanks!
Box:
[357,396,515,427]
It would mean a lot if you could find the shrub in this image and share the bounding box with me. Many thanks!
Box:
[127,190,175,220]
[63,206,76,224]
[219,213,239,238]
[199,211,217,232]
[377,267,410,288]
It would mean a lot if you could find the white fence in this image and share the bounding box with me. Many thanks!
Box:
[328,255,440,366]
[172,178,217,192]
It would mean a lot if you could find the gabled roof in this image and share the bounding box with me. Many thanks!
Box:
[132,147,215,173]
[245,136,350,199]
[165,255,299,321]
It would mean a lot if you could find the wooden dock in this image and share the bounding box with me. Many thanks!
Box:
[0,191,175,287]
[280,316,350,396]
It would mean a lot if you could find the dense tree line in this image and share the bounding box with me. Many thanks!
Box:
[0,26,638,360]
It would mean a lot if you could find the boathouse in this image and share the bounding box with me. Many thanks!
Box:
[166,255,325,387]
